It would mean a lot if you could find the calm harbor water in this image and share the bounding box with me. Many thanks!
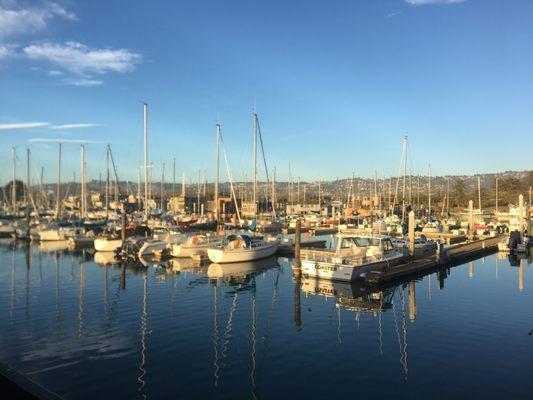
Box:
[0,241,532,399]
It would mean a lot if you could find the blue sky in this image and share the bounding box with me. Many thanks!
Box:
[0,0,532,186]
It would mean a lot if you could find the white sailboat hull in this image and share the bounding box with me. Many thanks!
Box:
[171,242,212,258]
[207,241,279,264]
[94,238,123,252]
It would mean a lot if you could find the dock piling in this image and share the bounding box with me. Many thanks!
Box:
[408,211,415,258]
[468,200,474,240]
[293,218,301,271]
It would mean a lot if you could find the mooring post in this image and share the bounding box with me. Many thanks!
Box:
[408,211,415,258]
[294,218,302,270]
[121,265,126,290]
[121,204,127,243]
[518,194,524,236]
[468,200,474,240]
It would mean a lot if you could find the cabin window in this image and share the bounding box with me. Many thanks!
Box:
[382,239,394,251]
[354,237,370,247]
[340,238,356,248]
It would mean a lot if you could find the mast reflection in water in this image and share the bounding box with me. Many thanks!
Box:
[0,243,531,399]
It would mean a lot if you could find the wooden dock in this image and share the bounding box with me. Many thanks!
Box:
[364,235,501,285]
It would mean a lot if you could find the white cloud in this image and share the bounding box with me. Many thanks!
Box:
[23,41,143,75]
[0,1,76,40]
[50,123,101,130]
[386,11,402,19]
[47,69,62,76]
[0,122,50,130]
[405,0,466,5]
[63,77,104,86]
[0,43,15,59]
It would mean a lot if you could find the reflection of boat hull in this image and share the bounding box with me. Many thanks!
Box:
[301,254,403,282]
[207,241,279,263]
[94,238,122,252]
[39,240,69,252]
[207,256,279,278]
[94,251,119,265]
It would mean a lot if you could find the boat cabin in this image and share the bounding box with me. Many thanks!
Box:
[336,234,396,259]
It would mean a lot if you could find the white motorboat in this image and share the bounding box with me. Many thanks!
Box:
[170,234,223,258]
[94,234,123,252]
[391,236,437,258]
[301,234,404,282]
[137,226,185,258]
[0,221,16,238]
[207,234,280,264]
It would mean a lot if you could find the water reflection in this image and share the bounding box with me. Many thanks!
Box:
[0,242,532,399]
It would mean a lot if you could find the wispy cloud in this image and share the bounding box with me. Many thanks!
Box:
[50,123,101,130]
[405,0,466,5]
[0,122,50,130]
[23,41,142,75]
[0,1,76,40]
[386,11,402,19]
[62,77,103,86]
[0,43,15,59]
[47,69,62,76]
[28,138,105,144]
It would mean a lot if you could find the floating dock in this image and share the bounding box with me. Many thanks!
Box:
[364,235,502,285]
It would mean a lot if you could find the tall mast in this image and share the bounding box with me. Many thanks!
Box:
[318,179,321,214]
[428,164,431,217]
[56,143,62,218]
[402,136,407,220]
[143,102,149,218]
[105,145,110,218]
[11,147,16,213]
[253,113,257,217]
[215,124,221,222]
[80,144,86,219]
[182,172,185,198]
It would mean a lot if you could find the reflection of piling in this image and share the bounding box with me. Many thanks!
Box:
[408,281,416,322]
[294,219,301,270]
[408,211,415,258]
[468,261,474,278]
[519,258,524,292]
[293,275,301,328]
[293,219,302,328]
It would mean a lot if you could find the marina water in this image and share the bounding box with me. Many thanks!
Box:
[0,242,532,399]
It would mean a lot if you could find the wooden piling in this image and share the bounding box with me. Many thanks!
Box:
[408,211,415,258]
[518,194,524,235]
[294,218,302,270]
[468,200,474,239]
[121,207,127,243]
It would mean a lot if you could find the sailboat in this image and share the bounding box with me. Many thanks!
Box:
[207,113,279,263]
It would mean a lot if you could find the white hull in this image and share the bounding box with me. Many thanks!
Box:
[171,242,212,258]
[207,241,279,264]
[39,230,62,241]
[94,238,123,252]
[301,254,403,282]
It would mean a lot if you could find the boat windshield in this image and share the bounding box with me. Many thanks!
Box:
[340,237,380,248]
